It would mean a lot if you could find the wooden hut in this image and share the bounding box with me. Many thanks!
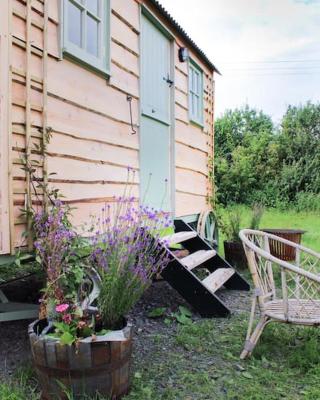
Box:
[0,0,218,255]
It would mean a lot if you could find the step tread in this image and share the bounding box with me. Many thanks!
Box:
[162,231,197,246]
[202,268,235,293]
[180,249,216,270]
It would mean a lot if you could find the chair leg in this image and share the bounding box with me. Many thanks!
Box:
[240,295,257,359]
[240,316,270,359]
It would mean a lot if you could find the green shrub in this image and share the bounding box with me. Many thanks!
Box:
[295,192,320,212]
[214,102,320,208]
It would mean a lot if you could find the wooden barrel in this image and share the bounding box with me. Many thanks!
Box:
[224,240,247,270]
[28,319,133,400]
[262,229,306,261]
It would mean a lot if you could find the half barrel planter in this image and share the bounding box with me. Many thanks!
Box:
[262,229,306,261]
[224,240,247,270]
[28,319,133,400]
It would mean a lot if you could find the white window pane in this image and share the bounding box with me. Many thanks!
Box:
[192,69,196,92]
[192,69,196,93]
[68,1,82,47]
[86,15,99,56]
[189,63,203,122]
[194,71,198,94]
[87,0,98,15]
[192,94,196,117]
[196,71,200,95]
[195,95,199,119]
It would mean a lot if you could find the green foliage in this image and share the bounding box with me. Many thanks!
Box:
[218,203,264,243]
[214,102,320,209]
[215,105,277,206]
[295,192,320,213]
[249,203,264,230]
[147,305,193,325]
[147,307,167,318]
[0,365,39,400]
[278,103,320,198]
[0,254,41,285]
[171,305,193,325]
[220,208,242,242]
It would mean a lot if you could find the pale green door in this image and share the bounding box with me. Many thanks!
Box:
[140,14,172,212]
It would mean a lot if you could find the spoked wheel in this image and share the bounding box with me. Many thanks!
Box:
[197,210,219,250]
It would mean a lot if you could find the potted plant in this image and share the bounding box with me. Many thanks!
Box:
[222,204,264,270]
[28,198,171,400]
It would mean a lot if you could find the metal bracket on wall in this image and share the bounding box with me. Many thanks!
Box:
[126,95,137,135]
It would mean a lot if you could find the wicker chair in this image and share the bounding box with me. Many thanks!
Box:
[239,229,320,359]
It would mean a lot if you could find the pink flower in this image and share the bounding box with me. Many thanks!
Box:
[62,313,72,324]
[55,303,69,313]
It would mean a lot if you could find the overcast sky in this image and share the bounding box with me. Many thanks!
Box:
[159,0,320,123]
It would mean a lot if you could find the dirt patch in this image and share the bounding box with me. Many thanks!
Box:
[128,280,252,372]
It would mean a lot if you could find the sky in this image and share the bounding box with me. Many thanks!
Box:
[159,0,320,123]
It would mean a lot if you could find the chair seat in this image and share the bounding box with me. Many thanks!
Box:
[264,299,320,325]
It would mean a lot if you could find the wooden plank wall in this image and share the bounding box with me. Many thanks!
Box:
[7,0,215,250]
[172,39,215,216]
[0,2,11,254]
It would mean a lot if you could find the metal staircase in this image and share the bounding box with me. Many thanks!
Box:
[160,219,250,317]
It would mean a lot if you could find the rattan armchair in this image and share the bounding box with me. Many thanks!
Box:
[239,229,320,359]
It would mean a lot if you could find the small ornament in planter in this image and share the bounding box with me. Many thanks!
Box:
[28,198,171,399]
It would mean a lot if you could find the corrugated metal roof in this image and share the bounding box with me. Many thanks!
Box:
[147,0,221,74]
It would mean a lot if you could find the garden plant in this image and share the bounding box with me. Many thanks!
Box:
[29,197,171,399]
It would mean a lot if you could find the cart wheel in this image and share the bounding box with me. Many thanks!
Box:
[197,210,219,250]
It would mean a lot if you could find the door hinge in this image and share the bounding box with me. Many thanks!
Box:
[163,74,174,87]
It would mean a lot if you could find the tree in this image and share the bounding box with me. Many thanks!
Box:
[214,106,276,205]
[214,102,320,208]
[215,105,274,158]
[277,102,320,201]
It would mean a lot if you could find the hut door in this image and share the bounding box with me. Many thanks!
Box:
[140,14,172,212]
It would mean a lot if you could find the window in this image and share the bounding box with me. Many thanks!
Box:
[62,0,110,75]
[188,61,203,125]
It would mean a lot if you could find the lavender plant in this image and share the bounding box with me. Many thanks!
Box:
[90,197,172,329]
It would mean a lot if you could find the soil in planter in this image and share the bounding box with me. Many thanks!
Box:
[224,241,247,270]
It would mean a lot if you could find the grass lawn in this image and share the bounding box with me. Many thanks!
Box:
[219,206,320,252]
[127,317,320,400]
[1,207,320,400]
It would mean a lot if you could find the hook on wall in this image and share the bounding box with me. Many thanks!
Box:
[126,95,137,135]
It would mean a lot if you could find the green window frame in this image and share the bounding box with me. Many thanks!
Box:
[61,0,110,76]
[188,60,204,126]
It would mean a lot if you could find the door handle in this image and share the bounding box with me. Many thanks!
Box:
[163,74,174,87]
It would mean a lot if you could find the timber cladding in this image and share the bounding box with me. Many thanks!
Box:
[2,0,215,253]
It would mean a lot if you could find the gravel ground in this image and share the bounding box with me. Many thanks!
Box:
[0,278,252,380]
